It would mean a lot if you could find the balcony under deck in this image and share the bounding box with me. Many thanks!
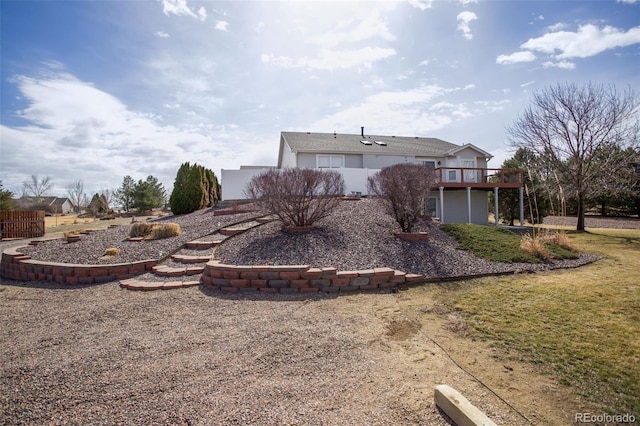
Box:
[436,168,524,189]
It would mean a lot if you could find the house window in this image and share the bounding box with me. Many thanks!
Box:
[448,170,457,181]
[416,160,436,168]
[425,197,437,217]
[317,155,344,168]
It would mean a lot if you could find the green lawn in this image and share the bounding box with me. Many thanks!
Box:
[444,228,640,414]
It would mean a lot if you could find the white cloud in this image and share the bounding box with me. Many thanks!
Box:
[542,60,576,69]
[0,70,264,195]
[546,22,568,32]
[521,24,640,59]
[261,47,397,71]
[459,0,478,6]
[215,21,229,32]
[496,51,537,65]
[312,10,395,48]
[457,11,478,40]
[520,81,535,87]
[617,0,638,3]
[197,6,207,21]
[154,31,170,38]
[310,84,477,136]
[161,0,207,21]
[409,0,433,11]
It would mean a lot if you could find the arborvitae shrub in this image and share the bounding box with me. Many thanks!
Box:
[169,162,220,215]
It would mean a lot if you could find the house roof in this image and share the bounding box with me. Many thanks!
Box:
[18,196,73,207]
[278,132,491,166]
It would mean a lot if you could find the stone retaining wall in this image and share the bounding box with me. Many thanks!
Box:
[201,261,425,293]
[0,247,156,285]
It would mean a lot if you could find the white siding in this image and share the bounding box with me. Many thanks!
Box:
[221,168,272,200]
[362,154,413,169]
[280,142,297,168]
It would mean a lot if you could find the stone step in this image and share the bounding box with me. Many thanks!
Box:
[185,240,220,249]
[219,227,246,236]
[152,265,205,277]
[171,254,211,264]
[120,279,200,291]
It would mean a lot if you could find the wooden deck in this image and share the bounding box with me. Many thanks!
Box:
[435,168,523,189]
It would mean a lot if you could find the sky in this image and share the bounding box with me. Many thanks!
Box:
[1,0,639,199]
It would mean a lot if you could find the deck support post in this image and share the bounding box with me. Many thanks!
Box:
[466,187,471,224]
[519,187,525,227]
[494,187,499,226]
[439,186,445,224]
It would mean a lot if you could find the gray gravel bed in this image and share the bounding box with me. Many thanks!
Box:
[543,215,640,229]
[0,284,393,425]
[17,209,256,265]
[215,199,599,277]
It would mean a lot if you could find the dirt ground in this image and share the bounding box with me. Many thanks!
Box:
[0,279,600,425]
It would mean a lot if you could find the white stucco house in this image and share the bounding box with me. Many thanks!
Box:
[222,129,524,225]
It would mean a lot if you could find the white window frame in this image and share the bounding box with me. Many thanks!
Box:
[415,158,437,168]
[316,154,345,169]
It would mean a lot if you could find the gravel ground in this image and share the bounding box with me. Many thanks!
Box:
[0,283,471,425]
[18,209,256,265]
[17,200,602,277]
[2,201,617,425]
[543,215,640,229]
[215,199,600,277]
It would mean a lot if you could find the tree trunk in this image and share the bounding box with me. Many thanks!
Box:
[577,192,586,231]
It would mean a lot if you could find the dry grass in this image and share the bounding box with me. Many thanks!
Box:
[520,231,577,260]
[102,247,120,257]
[128,222,181,240]
[150,223,181,239]
[449,229,640,415]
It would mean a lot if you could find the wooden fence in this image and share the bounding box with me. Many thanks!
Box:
[0,210,46,239]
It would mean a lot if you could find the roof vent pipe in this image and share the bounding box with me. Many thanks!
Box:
[361,126,365,137]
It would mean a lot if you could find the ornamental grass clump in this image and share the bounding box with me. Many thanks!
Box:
[520,233,552,260]
[150,223,181,240]
[102,247,120,257]
[129,222,154,238]
[520,231,578,260]
[128,222,181,240]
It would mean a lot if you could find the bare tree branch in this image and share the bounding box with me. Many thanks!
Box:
[245,168,345,229]
[508,82,639,230]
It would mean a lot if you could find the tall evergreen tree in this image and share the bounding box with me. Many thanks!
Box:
[169,163,220,215]
[0,181,16,211]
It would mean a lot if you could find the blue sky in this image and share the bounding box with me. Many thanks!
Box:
[1,0,639,198]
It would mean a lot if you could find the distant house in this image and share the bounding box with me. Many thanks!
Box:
[222,129,524,225]
[16,196,75,214]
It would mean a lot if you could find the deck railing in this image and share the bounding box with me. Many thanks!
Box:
[435,168,524,188]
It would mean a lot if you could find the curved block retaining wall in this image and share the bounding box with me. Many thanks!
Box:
[1,248,156,285]
[201,261,425,293]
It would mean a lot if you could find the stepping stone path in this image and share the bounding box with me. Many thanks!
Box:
[120,217,274,291]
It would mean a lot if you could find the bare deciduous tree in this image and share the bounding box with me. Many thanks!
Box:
[245,168,345,229]
[22,175,53,202]
[367,163,437,233]
[508,82,639,231]
[66,179,85,213]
